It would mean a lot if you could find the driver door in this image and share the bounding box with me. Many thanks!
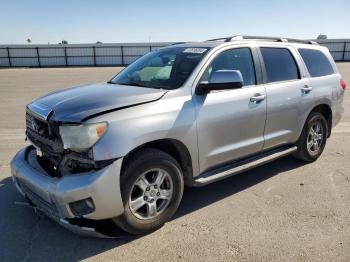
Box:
[194,47,267,172]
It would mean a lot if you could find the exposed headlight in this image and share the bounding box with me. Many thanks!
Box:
[59,122,107,151]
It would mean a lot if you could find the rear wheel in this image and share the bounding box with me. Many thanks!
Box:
[113,149,184,235]
[294,112,328,162]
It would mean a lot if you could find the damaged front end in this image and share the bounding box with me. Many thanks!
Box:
[17,190,122,238]
[26,107,112,177]
[16,197,125,238]
[11,103,125,237]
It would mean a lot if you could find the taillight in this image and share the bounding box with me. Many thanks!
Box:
[340,79,347,90]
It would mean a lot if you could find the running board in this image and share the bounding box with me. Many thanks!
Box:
[194,146,297,186]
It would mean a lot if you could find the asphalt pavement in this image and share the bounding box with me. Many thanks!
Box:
[0,64,349,261]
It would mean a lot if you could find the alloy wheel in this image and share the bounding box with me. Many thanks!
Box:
[129,168,173,220]
[306,121,324,156]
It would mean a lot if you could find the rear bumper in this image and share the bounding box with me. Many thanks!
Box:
[10,146,124,222]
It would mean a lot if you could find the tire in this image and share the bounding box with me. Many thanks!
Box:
[113,148,184,235]
[293,112,328,162]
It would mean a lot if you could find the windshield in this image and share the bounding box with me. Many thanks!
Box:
[109,47,209,89]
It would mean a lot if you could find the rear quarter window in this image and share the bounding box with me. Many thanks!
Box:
[298,48,334,77]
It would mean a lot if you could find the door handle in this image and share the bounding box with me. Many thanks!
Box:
[301,85,313,93]
[250,94,265,103]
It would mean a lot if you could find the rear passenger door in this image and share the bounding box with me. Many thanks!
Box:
[258,46,314,150]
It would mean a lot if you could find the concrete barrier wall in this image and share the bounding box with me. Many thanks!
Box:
[0,39,349,68]
[316,39,350,61]
[0,43,171,67]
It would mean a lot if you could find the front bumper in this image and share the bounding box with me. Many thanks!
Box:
[11,146,124,228]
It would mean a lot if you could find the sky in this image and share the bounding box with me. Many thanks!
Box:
[0,0,349,44]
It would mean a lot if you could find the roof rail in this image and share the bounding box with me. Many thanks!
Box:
[170,42,187,45]
[206,35,319,45]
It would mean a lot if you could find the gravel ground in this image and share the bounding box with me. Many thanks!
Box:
[0,64,349,262]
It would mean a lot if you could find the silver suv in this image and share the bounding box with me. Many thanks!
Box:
[11,36,346,236]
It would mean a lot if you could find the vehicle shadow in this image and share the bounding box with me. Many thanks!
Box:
[0,155,305,261]
[175,155,305,218]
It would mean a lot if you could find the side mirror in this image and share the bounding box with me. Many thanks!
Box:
[196,70,243,95]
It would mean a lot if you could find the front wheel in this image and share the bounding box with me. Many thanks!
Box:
[113,149,184,235]
[294,112,328,162]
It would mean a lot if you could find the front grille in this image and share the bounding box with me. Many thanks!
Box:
[26,111,63,152]
[26,112,50,136]
[17,179,59,219]
[26,111,63,176]
[26,128,62,154]
[25,110,95,177]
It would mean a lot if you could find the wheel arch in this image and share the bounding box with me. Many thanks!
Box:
[309,103,332,137]
[121,138,194,187]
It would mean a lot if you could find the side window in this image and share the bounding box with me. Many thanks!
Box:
[298,48,334,77]
[201,48,256,86]
[260,47,300,83]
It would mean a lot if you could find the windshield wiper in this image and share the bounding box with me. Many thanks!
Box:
[117,82,164,89]
[107,81,166,89]
[120,83,147,87]
[107,81,145,87]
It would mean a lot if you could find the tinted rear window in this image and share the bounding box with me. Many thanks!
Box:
[260,48,299,83]
[298,48,334,77]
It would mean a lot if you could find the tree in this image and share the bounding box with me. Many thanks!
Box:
[61,40,68,44]
[96,41,103,44]
[26,38,31,44]
[316,34,327,40]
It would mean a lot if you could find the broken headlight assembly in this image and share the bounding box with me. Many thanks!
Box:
[59,122,108,152]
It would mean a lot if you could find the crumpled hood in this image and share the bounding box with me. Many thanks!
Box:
[31,83,166,122]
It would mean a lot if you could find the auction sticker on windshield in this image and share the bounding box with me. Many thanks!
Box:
[183,48,208,54]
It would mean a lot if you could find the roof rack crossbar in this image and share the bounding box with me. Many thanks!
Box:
[206,35,318,45]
